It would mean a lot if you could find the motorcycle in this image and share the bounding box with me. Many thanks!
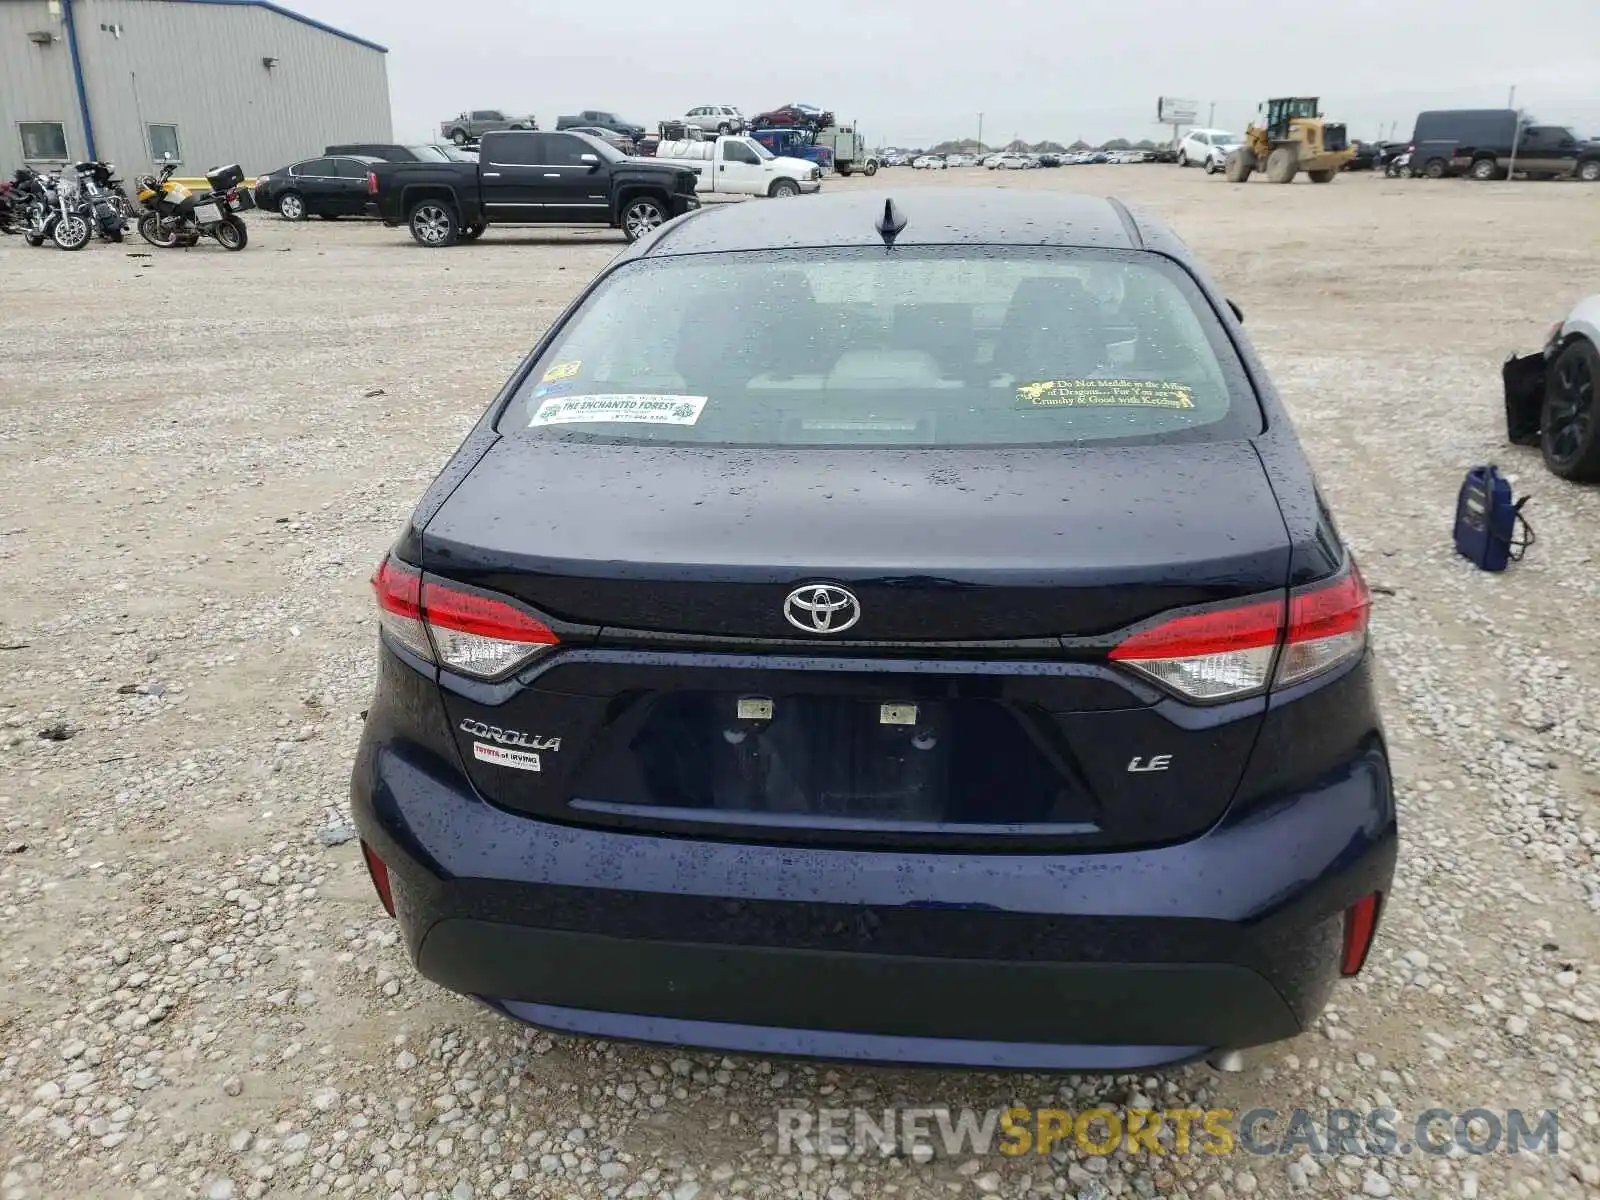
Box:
[0,175,19,235]
[15,167,93,250]
[135,162,252,251]
[72,160,130,242]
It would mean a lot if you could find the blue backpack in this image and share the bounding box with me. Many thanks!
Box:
[1454,465,1534,572]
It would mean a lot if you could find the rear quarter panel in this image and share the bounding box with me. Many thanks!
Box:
[1127,206,1344,588]
[1563,294,1600,347]
[372,162,482,224]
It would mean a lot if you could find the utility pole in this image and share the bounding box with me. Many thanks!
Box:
[1504,85,1520,181]
[1208,101,1216,127]
[977,112,984,151]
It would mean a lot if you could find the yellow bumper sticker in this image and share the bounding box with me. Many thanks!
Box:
[1016,379,1196,410]
[530,394,707,427]
[541,360,582,384]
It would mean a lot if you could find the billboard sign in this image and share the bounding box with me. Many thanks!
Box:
[1157,97,1199,124]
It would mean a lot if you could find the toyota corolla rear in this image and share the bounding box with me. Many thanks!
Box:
[350,236,1395,1069]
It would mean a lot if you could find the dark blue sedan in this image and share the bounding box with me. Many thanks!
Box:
[350,189,1395,1070]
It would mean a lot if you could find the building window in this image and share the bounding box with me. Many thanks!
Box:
[148,124,181,163]
[19,121,68,162]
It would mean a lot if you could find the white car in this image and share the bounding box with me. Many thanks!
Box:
[912,155,947,170]
[1177,129,1244,174]
[944,153,975,167]
[990,153,1030,170]
[682,106,744,135]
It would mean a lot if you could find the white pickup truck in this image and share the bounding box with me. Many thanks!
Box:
[651,135,822,198]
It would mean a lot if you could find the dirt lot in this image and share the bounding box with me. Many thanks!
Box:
[2,166,1599,1200]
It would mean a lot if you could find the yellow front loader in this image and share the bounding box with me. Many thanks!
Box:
[1225,98,1354,183]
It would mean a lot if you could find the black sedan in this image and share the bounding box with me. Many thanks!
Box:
[563,126,635,154]
[252,154,383,220]
[350,189,1394,1069]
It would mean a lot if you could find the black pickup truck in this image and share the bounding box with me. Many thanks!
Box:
[368,130,699,246]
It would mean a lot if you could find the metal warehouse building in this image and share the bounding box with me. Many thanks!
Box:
[0,0,390,180]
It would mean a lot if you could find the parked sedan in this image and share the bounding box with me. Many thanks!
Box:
[351,188,1394,1070]
[253,155,384,220]
[325,143,477,164]
[564,126,635,154]
[989,153,1031,169]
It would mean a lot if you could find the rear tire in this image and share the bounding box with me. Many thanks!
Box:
[1265,146,1298,183]
[408,200,459,247]
[278,191,306,220]
[214,215,248,250]
[1469,157,1499,181]
[1424,157,1447,179]
[1579,160,1600,183]
[450,129,468,146]
[1224,148,1254,182]
[1307,169,1335,183]
[1542,338,1600,482]
[619,195,666,242]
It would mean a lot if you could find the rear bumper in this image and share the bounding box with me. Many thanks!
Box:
[352,728,1395,1068]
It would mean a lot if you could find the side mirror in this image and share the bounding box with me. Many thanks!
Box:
[580,153,599,168]
[1227,299,1244,324]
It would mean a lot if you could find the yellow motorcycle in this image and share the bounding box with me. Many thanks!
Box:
[135,162,251,250]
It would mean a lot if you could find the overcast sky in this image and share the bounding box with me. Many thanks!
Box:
[300,0,1600,147]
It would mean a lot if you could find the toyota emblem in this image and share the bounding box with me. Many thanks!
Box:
[783,583,861,634]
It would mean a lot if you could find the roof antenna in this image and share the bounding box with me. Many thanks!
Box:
[875,198,906,248]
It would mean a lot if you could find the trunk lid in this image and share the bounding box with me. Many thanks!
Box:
[420,439,1291,642]
[422,439,1289,850]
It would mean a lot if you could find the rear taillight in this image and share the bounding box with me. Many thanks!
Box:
[372,557,431,660]
[1110,597,1282,701]
[367,171,378,194]
[1340,892,1382,975]
[1110,563,1370,702]
[1276,564,1371,689]
[372,556,559,679]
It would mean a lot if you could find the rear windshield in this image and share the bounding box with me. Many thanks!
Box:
[501,247,1259,448]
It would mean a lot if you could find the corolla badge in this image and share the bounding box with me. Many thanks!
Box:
[459,720,561,752]
[784,584,861,634]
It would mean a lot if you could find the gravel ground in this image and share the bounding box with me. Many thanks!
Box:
[2,166,1599,1200]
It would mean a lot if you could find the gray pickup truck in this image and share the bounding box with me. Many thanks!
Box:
[439,110,539,145]
[556,110,647,141]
